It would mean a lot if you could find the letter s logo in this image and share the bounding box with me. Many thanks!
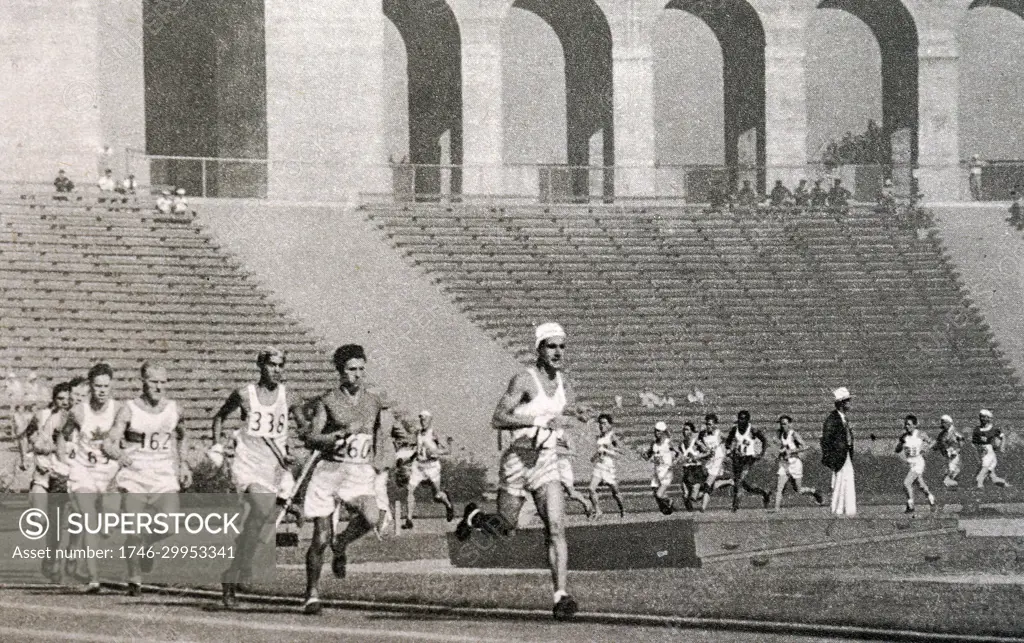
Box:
[19,508,49,540]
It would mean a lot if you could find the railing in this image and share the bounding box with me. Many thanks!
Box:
[121,151,1024,204]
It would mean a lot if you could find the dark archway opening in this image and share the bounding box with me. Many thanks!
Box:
[512,0,614,200]
[665,0,766,193]
[384,0,463,198]
[818,0,918,169]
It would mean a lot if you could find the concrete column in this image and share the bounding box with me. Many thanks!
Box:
[265,0,388,201]
[456,5,505,197]
[758,1,812,189]
[605,0,656,198]
[914,3,961,201]
[97,0,148,185]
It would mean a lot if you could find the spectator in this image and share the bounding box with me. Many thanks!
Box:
[53,169,74,199]
[809,179,828,208]
[172,188,189,215]
[827,178,851,209]
[117,174,137,196]
[735,180,758,208]
[1008,190,1023,231]
[155,190,172,214]
[97,168,116,192]
[768,180,792,208]
[969,155,985,201]
[793,179,810,207]
[877,178,896,213]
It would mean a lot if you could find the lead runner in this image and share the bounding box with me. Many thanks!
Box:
[456,322,582,621]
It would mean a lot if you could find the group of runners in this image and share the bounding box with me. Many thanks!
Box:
[630,406,1011,518]
[14,322,1016,622]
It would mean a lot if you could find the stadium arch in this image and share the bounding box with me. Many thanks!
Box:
[383,0,463,198]
[664,0,767,194]
[500,0,614,200]
[815,0,919,170]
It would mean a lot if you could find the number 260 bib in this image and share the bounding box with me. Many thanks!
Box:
[333,433,373,464]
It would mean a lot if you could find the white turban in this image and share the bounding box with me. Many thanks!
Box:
[833,387,851,402]
[535,322,566,348]
[980,409,993,418]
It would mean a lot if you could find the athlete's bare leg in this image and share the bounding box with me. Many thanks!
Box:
[532,481,568,597]
[331,496,377,572]
[562,482,593,517]
[223,484,276,592]
[305,515,334,603]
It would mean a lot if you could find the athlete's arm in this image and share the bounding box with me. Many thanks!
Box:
[491,372,542,430]
[304,399,335,452]
[175,411,192,488]
[894,435,905,455]
[29,413,53,455]
[56,407,82,465]
[103,403,133,466]
[211,389,244,444]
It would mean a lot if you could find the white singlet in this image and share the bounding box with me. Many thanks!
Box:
[901,430,926,476]
[591,432,617,486]
[701,429,726,477]
[68,401,120,493]
[117,400,180,494]
[511,368,566,448]
[232,384,288,494]
[777,429,804,479]
[499,368,566,497]
[649,438,674,488]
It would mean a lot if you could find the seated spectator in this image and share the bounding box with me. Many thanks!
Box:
[1008,191,1024,231]
[809,180,828,208]
[793,179,810,207]
[769,180,792,208]
[735,180,758,208]
[116,174,137,195]
[97,168,116,192]
[171,188,189,215]
[827,179,851,208]
[155,190,172,214]
[53,169,74,199]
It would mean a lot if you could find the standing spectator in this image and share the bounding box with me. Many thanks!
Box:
[877,178,896,213]
[1007,191,1023,231]
[793,179,810,207]
[155,190,172,214]
[809,180,828,208]
[969,155,986,201]
[53,170,74,200]
[172,188,189,215]
[827,179,851,209]
[821,387,856,516]
[768,180,792,208]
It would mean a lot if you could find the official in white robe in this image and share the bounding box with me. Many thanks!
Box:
[821,387,856,516]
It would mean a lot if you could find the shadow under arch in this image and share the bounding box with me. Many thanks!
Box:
[384,0,463,197]
[665,0,766,193]
[511,0,614,200]
[817,0,918,167]
[969,0,1024,20]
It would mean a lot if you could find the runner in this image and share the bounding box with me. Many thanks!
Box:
[677,421,709,512]
[698,413,734,511]
[391,410,419,527]
[773,415,824,510]
[895,415,936,514]
[587,414,625,519]
[212,347,293,609]
[643,422,678,515]
[934,414,964,488]
[105,362,191,595]
[455,322,584,621]
[26,382,72,581]
[56,363,122,593]
[973,409,1009,489]
[301,344,391,615]
[725,410,771,511]
[402,410,455,530]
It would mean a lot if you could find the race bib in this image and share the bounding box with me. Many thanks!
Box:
[138,432,173,453]
[247,410,287,439]
[333,433,373,464]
